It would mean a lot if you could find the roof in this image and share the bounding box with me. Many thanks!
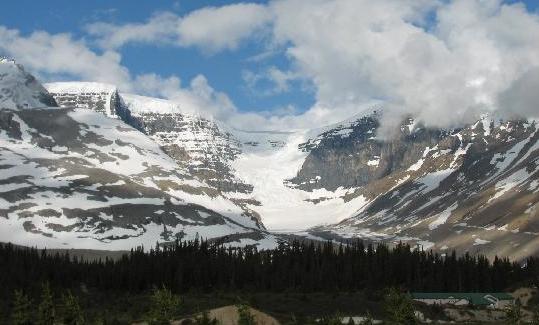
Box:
[411,293,514,305]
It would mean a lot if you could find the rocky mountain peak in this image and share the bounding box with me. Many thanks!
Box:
[0,58,57,109]
[0,63,277,250]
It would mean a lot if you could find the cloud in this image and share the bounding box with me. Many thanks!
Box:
[0,25,242,125]
[86,4,272,53]
[3,0,539,133]
[86,12,181,49]
[0,27,132,90]
[498,67,539,120]
[243,66,300,96]
[131,73,239,122]
[177,4,272,53]
[268,0,539,129]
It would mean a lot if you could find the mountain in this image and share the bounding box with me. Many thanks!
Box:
[0,59,277,250]
[45,82,375,232]
[301,115,539,260]
[0,58,57,109]
[43,76,539,259]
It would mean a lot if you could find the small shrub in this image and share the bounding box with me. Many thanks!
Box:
[194,310,219,325]
[505,300,522,325]
[61,290,85,325]
[237,304,256,325]
[383,288,416,325]
[11,290,32,325]
[37,282,55,325]
[148,286,182,325]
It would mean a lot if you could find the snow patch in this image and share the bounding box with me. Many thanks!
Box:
[428,203,458,230]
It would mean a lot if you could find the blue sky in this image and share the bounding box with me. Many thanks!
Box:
[0,0,538,130]
[0,0,314,115]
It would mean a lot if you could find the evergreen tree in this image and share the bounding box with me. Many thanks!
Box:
[148,286,181,325]
[194,310,219,325]
[317,314,342,325]
[286,314,303,325]
[532,307,539,325]
[0,240,535,296]
[91,316,105,325]
[383,288,416,325]
[61,290,85,325]
[505,300,522,325]
[359,312,374,325]
[237,304,256,325]
[11,289,32,325]
[37,282,55,325]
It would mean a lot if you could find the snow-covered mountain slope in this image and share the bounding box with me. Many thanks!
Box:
[0,58,57,110]
[305,116,539,260]
[45,80,539,259]
[45,83,384,232]
[1,61,277,250]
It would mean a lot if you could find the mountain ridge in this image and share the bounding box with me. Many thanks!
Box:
[2,62,537,259]
[0,60,278,250]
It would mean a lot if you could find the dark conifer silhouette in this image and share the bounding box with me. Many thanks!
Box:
[11,290,32,325]
[37,282,55,325]
[0,240,537,297]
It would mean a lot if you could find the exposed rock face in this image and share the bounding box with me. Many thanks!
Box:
[289,113,451,191]
[45,82,118,116]
[127,108,251,194]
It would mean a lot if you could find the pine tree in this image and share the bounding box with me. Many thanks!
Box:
[61,290,85,325]
[383,288,416,325]
[317,314,342,325]
[148,286,181,325]
[92,316,105,325]
[37,282,55,325]
[532,306,539,325]
[194,310,219,325]
[505,300,522,325]
[11,289,32,325]
[359,311,374,325]
[237,304,256,325]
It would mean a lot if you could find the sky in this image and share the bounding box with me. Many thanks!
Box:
[0,0,538,132]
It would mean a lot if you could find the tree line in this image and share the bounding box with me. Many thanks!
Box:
[7,284,538,325]
[0,239,537,297]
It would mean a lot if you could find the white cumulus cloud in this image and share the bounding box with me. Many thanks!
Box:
[268,0,539,129]
[2,0,539,133]
[86,4,272,54]
[0,26,241,124]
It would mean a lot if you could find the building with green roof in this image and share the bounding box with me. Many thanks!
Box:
[411,292,514,309]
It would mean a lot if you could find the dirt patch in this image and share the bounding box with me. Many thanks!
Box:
[512,287,537,307]
[174,305,280,325]
[444,307,506,323]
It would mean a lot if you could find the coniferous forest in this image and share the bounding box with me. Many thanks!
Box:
[2,240,539,323]
[1,240,537,297]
